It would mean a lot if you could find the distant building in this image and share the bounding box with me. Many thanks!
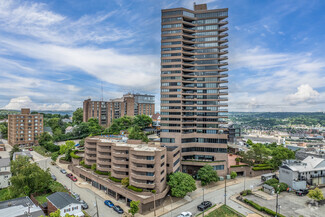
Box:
[44,126,53,136]
[83,93,155,127]
[0,140,5,151]
[279,156,325,190]
[65,126,76,134]
[8,108,43,146]
[295,148,325,160]
[0,196,45,217]
[62,118,72,123]
[47,192,83,217]
[0,158,11,188]
[227,123,241,143]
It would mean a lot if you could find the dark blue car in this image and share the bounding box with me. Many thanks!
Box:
[113,205,124,214]
[104,200,114,208]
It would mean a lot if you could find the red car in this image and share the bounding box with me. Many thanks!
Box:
[71,176,78,182]
[66,173,73,178]
[28,148,33,151]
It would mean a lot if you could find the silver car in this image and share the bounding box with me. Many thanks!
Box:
[177,212,192,217]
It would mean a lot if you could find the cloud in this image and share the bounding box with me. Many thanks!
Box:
[286,84,320,104]
[2,96,73,111]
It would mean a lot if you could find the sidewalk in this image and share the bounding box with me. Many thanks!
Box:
[57,157,258,217]
[230,194,264,217]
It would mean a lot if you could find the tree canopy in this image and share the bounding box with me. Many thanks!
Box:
[197,165,219,186]
[72,108,83,124]
[9,156,52,198]
[108,115,152,135]
[308,188,324,201]
[128,200,140,217]
[167,172,197,197]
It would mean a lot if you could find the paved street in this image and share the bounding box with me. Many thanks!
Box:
[160,178,261,217]
[32,151,121,217]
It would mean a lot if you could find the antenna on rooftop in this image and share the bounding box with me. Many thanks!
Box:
[101,82,103,101]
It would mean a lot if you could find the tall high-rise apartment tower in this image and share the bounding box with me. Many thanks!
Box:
[160,4,229,176]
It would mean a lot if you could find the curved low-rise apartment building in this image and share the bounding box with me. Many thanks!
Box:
[71,136,168,213]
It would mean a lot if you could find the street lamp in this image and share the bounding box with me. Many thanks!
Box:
[275,184,280,217]
[169,194,173,217]
[202,188,205,217]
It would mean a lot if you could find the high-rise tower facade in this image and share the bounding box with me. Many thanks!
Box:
[160,4,228,176]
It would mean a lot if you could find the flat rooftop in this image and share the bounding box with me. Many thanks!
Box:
[89,137,163,152]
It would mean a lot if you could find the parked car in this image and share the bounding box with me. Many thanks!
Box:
[80,200,88,209]
[28,148,33,151]
[113,205,124,214]
[177,212,192,217]
[51,174,56,181]
[66,173,73,178]
[197,201,212,211]
[296,189,309,196]
[70,176,77,182]
[60,169,67,174]
[104,200,114,208]
[71,192,80,201]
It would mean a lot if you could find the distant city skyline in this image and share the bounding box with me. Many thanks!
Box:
[1,0,325,112]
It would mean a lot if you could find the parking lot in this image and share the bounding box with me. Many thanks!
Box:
[244,189,325,217]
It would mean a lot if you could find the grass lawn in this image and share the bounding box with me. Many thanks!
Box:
[206,205,245,217]
[35,193,52,204]
[0,188,9,201]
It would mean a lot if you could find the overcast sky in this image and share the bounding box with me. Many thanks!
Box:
[0,0,325,112]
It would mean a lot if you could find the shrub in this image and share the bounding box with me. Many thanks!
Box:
[70,150,81,159]
[95,170,109,175]
[265,178,279,186]
[272,182,288,193]
[240,190,252,196]
[109,176,121,183]
[91,163,96,171]
[254,164,270,167]
[230,171,237,179]
[80,160,91,169]
[252,166,273,171]
[151,190,156,194]
[230,165,248,168]
[243,198,286,217]
[128,185,143,192]
[121,177,129,187]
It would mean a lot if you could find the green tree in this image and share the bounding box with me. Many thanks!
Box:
[9,156,52,198]
[79,138,85,147]
[246,139,253,146]
[72,108,83,124]
[270,146,295,169]
[38,132,53,146]
[133,115,152,129]
[230,171,237,179]
[128,200,140,217]
[59,140,75,155]
[121,177,129,187]
[167,172,197,197]
[41,209,74,217]
[9,144,21,160]
[308,188,324,201]
[197,165,219,186]
[128,126,149,142]
[0,122,8,139]
[51,152,59,162]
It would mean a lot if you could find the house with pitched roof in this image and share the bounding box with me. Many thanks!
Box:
[47,192,83,217]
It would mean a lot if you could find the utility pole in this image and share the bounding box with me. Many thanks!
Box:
[202,188,205,217]
[153,193,156,217]
[95,196,99,217]
[275,184,279,217]
[169,195,173,217]
[224,175,227,205]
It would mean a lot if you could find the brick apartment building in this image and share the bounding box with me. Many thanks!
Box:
[83,93,155,127]
[69,136,168,213]
[160,3,229,176]
[8,108,43,146]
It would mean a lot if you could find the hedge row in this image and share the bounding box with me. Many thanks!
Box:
[109,176,121,183]
[95,170,109,175]
[230,165,249,168]
[80,160,91,169]
[127,185,143,192]
[253,163,270,167]
[243,199,285,217]
[70,151,81,159]
[252,166,273,171]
